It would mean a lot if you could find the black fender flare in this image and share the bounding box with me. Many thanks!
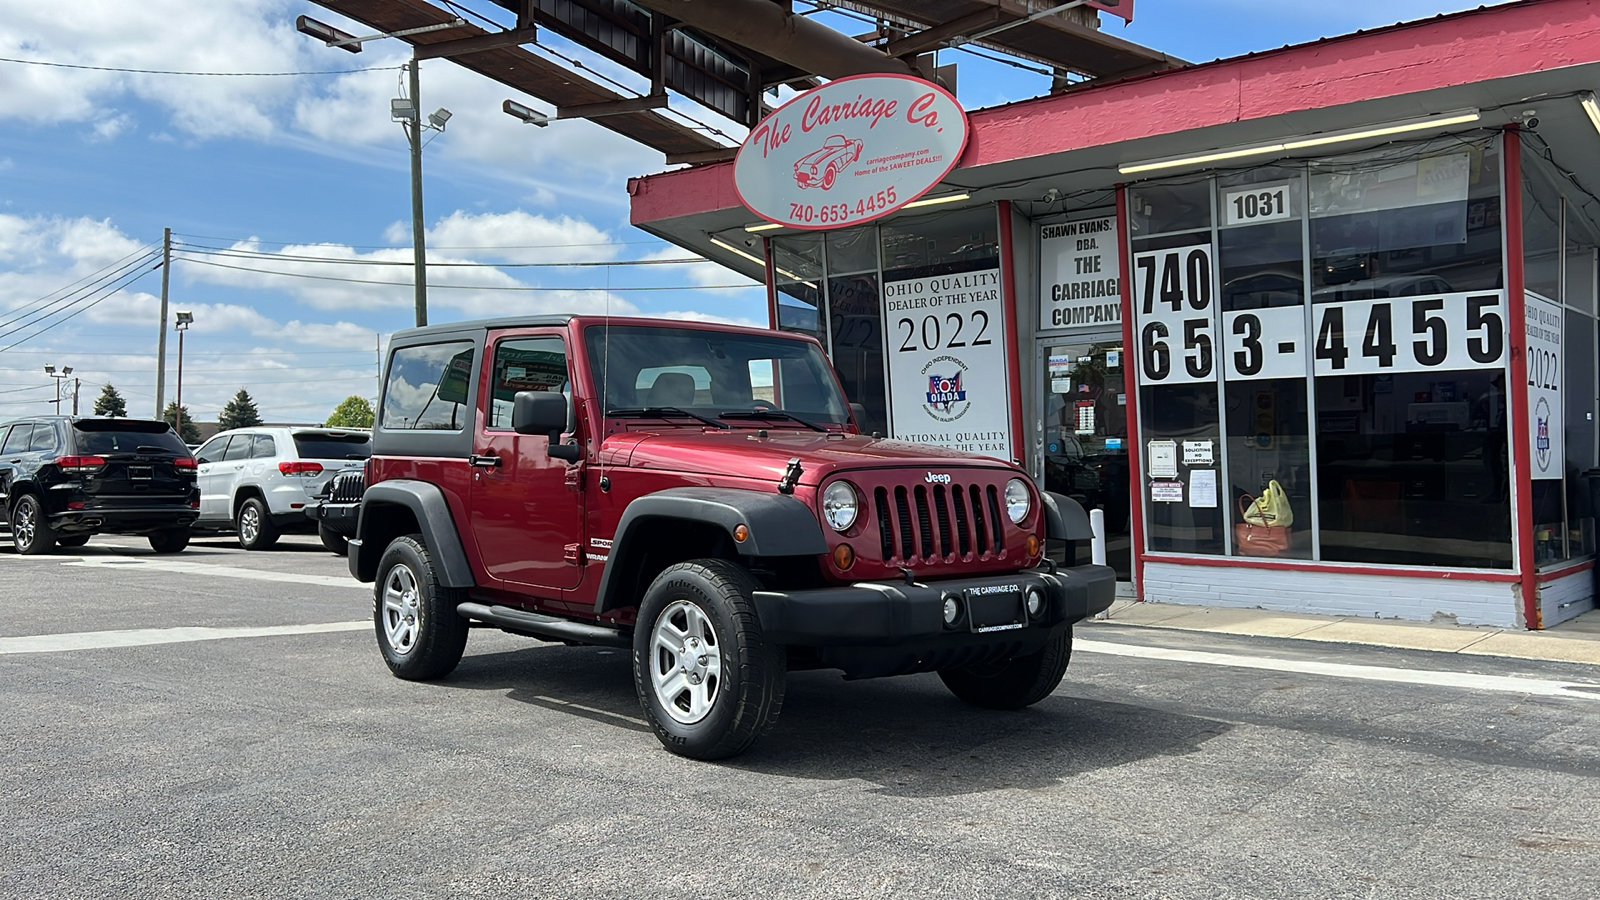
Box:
[594,486,828,614]
[1042,491,1094,542]
[354,480,475,588]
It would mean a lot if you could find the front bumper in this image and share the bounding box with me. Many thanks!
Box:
[751,564,1114,677]
[305,500,359,536]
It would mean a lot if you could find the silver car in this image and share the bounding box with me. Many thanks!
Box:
[192,427,371,550]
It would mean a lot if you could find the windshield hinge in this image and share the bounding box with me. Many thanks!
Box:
[777,457,802,494]
[565,461,584,491]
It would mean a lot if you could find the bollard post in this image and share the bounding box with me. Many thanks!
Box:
[1090,507,1107,567]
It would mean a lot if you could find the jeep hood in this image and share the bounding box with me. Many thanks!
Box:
[605,429,1018,487]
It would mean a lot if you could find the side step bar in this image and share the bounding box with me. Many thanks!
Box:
[456,602,631,648]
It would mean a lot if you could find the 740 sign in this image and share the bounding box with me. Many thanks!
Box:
[1133,243,1215,385]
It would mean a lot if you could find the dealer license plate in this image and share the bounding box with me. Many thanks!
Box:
[965,583,1025,634]
[128,466,153,481]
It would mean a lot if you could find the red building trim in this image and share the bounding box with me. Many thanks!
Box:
[1503,128,1541,629]
[1116,186,1146,599]
[996,200,1026,465]
[1536,558,1597,584]
[762,236,778,329]
[1142,553,1523,584]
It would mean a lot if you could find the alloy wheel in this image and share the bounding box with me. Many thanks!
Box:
[238,505,259,544]
[650,599,722,725]
[382,563,422,655]
[13,499,36,550]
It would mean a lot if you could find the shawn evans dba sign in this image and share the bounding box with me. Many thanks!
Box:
[882,267,1012,458]
[734,74,968,230]
[1040,215,1120,330]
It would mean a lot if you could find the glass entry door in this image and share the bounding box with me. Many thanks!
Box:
[1041,337,1132,580]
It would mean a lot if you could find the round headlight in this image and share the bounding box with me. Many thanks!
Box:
[1004,478,1031,524]
[822,481,859,531]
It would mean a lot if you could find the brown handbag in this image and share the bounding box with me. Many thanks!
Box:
[1234,496,1290,556]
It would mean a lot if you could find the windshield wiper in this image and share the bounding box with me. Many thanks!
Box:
[718,410,827,433]
[607,407,730,429]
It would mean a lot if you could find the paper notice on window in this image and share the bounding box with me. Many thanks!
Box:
[1150,481,1184,503]
[1147,440,1178,478]
[1182,440,1213,466]
[1189,468,1218,508]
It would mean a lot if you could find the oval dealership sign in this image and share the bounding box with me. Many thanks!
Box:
[734,74,969,231]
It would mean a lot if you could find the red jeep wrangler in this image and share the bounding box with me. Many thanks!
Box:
[349,316,1113,759]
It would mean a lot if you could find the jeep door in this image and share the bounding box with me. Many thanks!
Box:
[468,331,584,592]
[193,434,237,523]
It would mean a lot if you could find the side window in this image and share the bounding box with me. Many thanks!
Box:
[488,337,569,430]
[382,341,476,431]
[195,436,229,464]
[223,435,253,462]
[29,424,58,453]
[1,425,29,455]
[252,435,277,459]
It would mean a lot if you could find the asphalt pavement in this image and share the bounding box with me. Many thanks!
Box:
[2,534,1597,899]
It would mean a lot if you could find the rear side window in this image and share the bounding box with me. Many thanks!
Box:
[195,435,229,464]
[29,424,59,453]
[223,435,253,461]
[2,425,32,454]
[252,435,277,459]
[71,424,189,456]
[382,341,475,431]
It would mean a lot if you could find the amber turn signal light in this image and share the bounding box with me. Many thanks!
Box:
[1025,534,1041,558]
[832,543,855,570]
[734,524,750,542]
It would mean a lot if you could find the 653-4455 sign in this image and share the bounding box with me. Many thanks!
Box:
[734,74,969,230]
[1131,240,1508,386]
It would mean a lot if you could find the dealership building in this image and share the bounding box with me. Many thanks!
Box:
[628,0,1600,629]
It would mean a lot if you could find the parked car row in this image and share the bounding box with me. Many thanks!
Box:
[0,415,369,555]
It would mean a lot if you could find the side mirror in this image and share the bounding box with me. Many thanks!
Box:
[512,391,580,462]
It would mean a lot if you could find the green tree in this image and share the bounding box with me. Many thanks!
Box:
[217,389,263,430]
[162,401,201,444]
[325,395,375,429]
[92,383,127,417]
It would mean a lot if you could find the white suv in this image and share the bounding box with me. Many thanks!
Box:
[192,427,371,550]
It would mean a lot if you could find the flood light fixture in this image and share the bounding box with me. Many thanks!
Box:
[1118,109,1482,175]
[502,99,550,127]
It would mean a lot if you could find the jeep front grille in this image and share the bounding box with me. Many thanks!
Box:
[873,482,1005,564]
[329,469,366,503]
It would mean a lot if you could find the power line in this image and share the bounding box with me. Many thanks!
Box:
[170,243,709,267]
[0,55,400,77]
[0,242,160,329]
[0,258,163,353]
[0,249,161,340]
[171,230,663,250]
[174,256,759,290]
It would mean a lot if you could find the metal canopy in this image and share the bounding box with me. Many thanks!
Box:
[308,0,727,158]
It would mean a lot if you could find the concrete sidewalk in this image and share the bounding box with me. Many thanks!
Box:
[1087,600,1600,666]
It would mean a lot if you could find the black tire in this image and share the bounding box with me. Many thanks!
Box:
[148,529,190,554]
[938,627,1073,710]
[319,524,348,556]
[632,559,785,760]
[10,494,56,555]
[373,535,468,681]
[57,535,91,548]
[235,497,279,550]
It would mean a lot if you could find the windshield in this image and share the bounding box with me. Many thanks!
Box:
[584,325,849,426]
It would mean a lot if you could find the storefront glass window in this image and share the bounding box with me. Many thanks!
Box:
[1129,180,1211,237]
[1310,139,1510,567]
[1218,168,1312,559]
[1563,197,1598,558]
[772,234,824,341]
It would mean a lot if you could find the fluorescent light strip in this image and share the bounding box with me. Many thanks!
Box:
[1581,92,1600,136]
[709,237,815,288]
[744,222,784,232]
[1119,109,1482,176]
[903,191,970,209]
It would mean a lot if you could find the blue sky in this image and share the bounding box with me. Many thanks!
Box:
[0,0,1507,424]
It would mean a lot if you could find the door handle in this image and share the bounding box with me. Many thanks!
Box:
[469,454,502,468]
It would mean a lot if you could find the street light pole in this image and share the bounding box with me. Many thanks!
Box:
[44,365,71,413]
[407,57,428,328]
[174,311,193,440]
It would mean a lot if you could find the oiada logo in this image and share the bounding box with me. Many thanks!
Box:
[1535,397,1552,470]
[921,354,972,424]
[925,472,952,484]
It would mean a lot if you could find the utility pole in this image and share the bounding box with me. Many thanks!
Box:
[407,59,428,327]
[156,227,171,417]
[72,378,80,416]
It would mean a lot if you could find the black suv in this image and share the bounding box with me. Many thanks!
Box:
[0,416,199,554]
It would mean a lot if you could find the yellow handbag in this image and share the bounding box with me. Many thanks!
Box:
[1242,479,1294,527]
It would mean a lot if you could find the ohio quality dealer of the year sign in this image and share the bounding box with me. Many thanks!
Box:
[734,74,968,230]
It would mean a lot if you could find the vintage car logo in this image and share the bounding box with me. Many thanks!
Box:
[921,354,971,424]
[793,134,863,191]
[924,472,952,484]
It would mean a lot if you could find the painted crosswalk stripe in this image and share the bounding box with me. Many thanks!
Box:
[0,621,370,655]
[1076,639,1600,700]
